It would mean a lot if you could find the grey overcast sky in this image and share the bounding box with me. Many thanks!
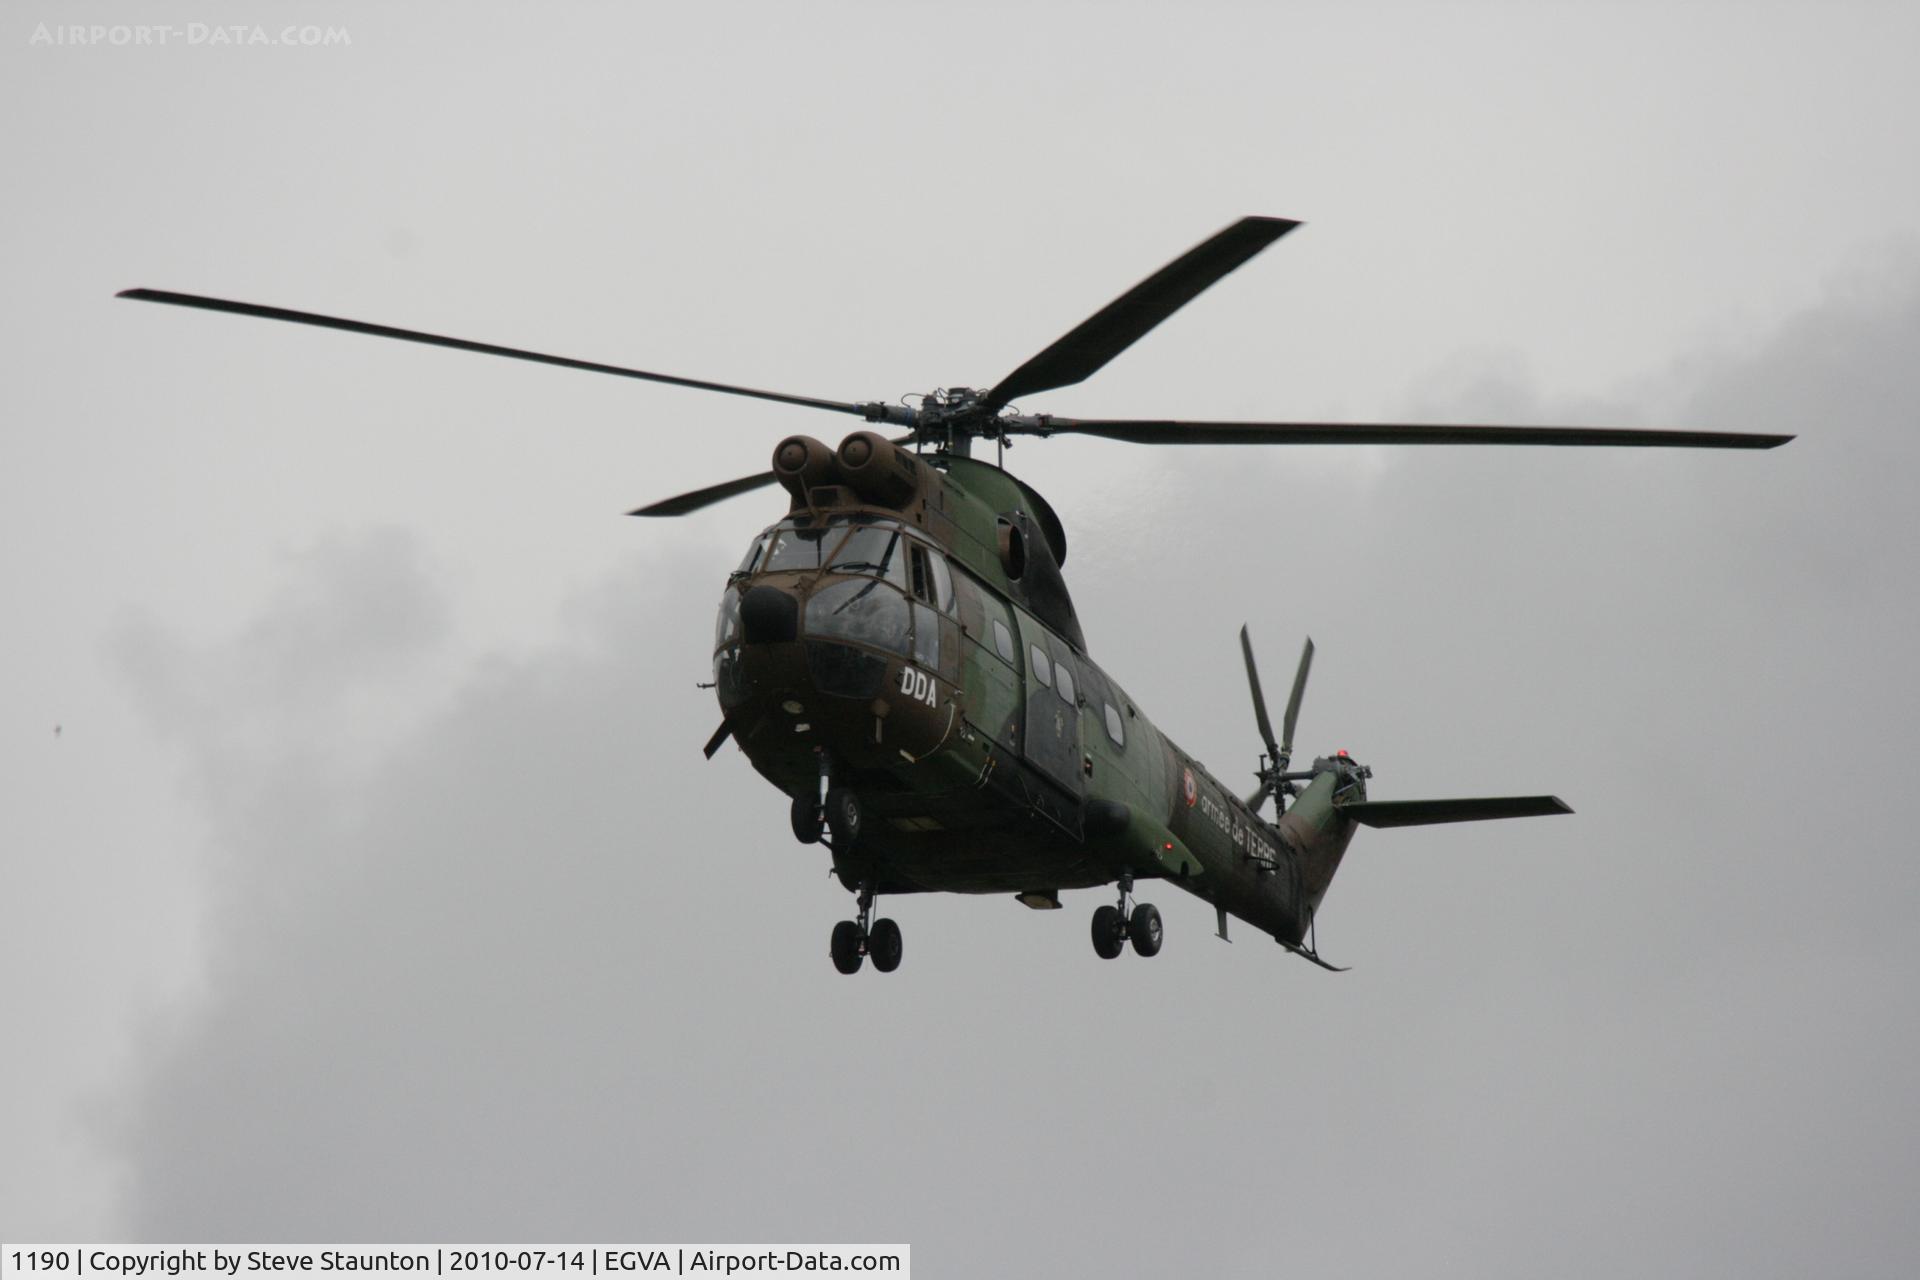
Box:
[4,2,1918,1274]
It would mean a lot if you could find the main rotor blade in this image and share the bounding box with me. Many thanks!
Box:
[982,216,1300,412]
[1280,636,1314,759]
[629,469,780,517]
[1239,625,1281,763]
[1024,418,1794,449]
[117,288,871,419]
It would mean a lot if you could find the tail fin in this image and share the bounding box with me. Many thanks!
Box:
[1335,795,1572,827]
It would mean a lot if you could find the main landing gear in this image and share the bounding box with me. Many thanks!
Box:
[1091,872,1163,960]
[831,879,902,975]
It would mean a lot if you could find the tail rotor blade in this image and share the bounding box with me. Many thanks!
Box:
[1280,637,1314,766]
[1240,625,1281,764]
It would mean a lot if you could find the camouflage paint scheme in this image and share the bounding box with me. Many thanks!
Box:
[715,431,1362,950]
[111,217,1767,966]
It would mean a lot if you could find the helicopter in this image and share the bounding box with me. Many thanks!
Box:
[119,216,1790,974]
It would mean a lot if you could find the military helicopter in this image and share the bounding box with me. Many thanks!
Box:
[119,217,1790,974]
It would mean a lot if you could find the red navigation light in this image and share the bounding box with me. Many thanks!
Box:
[1337,748,1349,758]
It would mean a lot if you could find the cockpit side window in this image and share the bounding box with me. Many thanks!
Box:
[735,536,768,576]
[905,542,957,613]
[908,543,932,602]
[928,552,954,614]
[714,586,742,651]
[911,603,940,668]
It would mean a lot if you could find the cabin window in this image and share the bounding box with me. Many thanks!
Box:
[735,537,767,576]
[1055,659,1077,706]
[957,564,1017,669]
[1029,645,1052,688]
[1104,703,1125,748]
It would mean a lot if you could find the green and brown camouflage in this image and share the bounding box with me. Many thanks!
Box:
[120,215,1780,971]
[713,431,1468,960]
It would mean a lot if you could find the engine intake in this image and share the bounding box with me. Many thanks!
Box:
[771,435,840,506]
[835,431,920,509]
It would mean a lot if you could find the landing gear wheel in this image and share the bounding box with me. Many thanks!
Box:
[830,920,864,974]
[825,786,863,847]
[869,918,903,973]
[1091,904,1125,959]
[790,792,821,844]
[1129,902,1164,957]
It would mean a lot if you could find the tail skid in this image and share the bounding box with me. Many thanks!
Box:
[1279,936,1350,972]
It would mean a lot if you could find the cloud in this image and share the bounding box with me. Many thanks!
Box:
[110,527,453,781]
[97,259,1920,1275]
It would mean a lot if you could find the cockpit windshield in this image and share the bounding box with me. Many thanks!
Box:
[725,515,945,664]
[737,516,915,581]
[761,525,834,572]
[806,578,910,655]
[827,523,909,587]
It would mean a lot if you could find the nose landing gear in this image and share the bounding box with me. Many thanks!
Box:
[1091,872,1163,959]
[829,879,903,975]
[795,750,863,849]
[792,792,822,844]
[825,786,863,847]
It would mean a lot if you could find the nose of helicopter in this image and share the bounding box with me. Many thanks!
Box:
[739,584,799,645]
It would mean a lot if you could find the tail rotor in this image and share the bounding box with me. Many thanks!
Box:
[1242,626,1314,815]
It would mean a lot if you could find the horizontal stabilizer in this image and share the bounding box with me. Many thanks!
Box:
[1336,795,1572,827]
